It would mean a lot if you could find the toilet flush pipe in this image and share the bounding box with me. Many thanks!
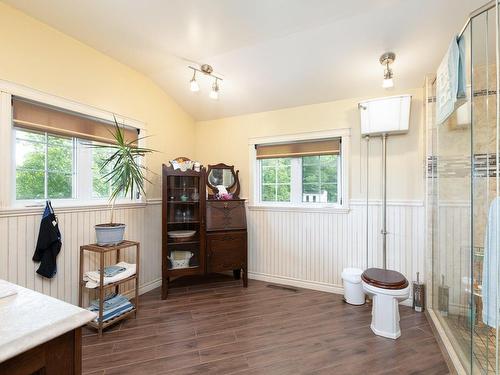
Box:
[365,135,370,270]
[381,133,388,270]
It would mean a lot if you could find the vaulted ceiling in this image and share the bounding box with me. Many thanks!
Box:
[3,0,486,120]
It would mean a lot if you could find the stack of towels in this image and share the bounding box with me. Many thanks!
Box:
[83,261,136,288]
[87,293,134,323]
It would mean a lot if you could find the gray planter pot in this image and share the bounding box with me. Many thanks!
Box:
[95,223,126,246]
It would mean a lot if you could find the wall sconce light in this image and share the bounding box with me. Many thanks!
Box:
[188,64,223,99]
[380,52,395,89]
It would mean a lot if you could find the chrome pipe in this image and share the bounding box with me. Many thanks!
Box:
[365,135,370,270]
[381,133,388,269]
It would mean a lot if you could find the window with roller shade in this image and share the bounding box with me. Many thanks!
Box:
[256,138,341,205]
[12,97,140,203]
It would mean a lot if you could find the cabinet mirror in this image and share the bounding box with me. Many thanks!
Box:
[206,163,240,198]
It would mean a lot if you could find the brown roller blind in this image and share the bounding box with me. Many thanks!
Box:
[256,138,340,159]
[12,97,138,144]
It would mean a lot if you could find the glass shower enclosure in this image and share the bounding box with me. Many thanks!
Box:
[427,1,500,373]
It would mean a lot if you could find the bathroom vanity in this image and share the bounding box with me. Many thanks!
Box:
[0,280,95,374]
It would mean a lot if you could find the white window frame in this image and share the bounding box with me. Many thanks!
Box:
[248,129,350,213]
[0,80,147,212]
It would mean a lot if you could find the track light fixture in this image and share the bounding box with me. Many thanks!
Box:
[380,52,395,89]
[188,64,223,99]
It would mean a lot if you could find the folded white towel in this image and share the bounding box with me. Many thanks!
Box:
[83,261,136,289]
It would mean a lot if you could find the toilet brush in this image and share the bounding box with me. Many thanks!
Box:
[438,275,449,317]
[412,272,425,312]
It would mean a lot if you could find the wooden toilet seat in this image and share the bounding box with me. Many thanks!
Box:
[361,268,409,290]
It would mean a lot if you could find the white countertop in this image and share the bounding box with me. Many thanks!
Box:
[0,279,96,363]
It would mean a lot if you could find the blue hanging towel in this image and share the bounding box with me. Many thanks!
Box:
[436,35,467,125]
[32,201,62,278]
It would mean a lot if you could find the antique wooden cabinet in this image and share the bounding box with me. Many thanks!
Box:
[206,199,248,285]
[161,160,247,299]
[161,160,206,299]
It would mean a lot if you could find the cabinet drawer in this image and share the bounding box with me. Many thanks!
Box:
[206,200,246,231]
[207,232,247,273]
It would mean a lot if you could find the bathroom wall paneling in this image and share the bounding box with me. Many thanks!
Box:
[0,199,424,305]
[247,200,425,299]
[0,202,162,307]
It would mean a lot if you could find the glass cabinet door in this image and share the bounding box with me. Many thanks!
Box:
[166,175,202,271]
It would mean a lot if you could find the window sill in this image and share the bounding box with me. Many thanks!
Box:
[247,204,350,214]
[0,200,148,217]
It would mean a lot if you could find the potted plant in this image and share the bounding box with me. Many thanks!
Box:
[93,119,155,246]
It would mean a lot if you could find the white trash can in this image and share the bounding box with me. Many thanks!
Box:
[341,268,365,305]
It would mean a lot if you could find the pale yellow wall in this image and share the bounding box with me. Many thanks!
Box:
[0,3,195,199]
[0,2,425,202]
[194,87,424,201]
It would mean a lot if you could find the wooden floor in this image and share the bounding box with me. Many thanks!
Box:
[82,276,449,375]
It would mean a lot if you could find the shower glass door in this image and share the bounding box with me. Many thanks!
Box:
[470,6,498,373]
[430,3,500,373]
[431,21,473,373]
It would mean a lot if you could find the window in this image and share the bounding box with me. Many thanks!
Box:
[261,158,291,202]
[15,129,75,200]
[92,146,114,199]
[302,155,338,203]
[252,131,349,209]
[14,128,119,202]
[11,97,141,205]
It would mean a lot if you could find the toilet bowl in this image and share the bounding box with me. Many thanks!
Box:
[361,268,410,339]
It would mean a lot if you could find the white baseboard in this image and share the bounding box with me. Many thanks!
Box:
[122,278,162,300]
[248,271,345,294]
[139,278,162,295]
[248,271,413,306]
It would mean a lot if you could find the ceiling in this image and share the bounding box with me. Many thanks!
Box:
[3,0,486,120]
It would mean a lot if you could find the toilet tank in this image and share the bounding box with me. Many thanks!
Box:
[359,95,411,136]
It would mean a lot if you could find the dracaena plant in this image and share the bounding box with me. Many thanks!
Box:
[91,118,155,224]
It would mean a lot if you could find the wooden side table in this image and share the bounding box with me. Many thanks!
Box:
[78,240,140,336]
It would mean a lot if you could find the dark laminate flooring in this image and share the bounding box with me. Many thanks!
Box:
[82,276,449,375]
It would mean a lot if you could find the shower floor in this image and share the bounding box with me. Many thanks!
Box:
[447,313,497,373]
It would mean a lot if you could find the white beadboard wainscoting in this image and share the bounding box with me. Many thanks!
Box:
[247,200,425,298]
[0,201,162,306]
[0,199,425,306]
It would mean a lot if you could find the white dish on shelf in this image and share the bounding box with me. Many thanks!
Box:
[168,230,196,239]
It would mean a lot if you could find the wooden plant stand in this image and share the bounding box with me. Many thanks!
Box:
[78,240,140,336]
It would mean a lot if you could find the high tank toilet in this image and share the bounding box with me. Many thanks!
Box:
[361,268,410,339]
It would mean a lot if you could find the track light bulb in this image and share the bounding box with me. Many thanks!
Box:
[189,70,199,92]
[209,79,219,100]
